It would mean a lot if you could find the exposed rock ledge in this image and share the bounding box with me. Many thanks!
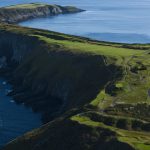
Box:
[0,3,84,23]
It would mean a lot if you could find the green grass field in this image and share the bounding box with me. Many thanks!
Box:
[4,3,50,9]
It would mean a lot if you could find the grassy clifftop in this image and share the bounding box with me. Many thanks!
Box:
[0,24,150,150]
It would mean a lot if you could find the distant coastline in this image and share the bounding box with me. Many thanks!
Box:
[0,3,84,24]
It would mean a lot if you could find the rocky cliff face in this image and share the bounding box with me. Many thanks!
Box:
[0,24,121,122]
[0,3,84,23]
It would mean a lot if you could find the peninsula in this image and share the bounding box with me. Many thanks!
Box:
[0,3,84,23]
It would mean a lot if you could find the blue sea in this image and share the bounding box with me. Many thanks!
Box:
[0,79,41,147]
[1,0,150,43]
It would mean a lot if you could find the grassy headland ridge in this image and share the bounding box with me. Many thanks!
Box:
[0,23,149,150]
[0,3,84,23]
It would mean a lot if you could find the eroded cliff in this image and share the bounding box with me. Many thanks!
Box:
[0,24,121,122]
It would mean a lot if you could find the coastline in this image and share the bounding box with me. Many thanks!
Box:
[0,3,84,24]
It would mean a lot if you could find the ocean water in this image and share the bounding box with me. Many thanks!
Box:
[0,0,150,43]
[0,79,41,147]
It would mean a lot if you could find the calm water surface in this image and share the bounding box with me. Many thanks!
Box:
[0,79,41,147]
[0,0,150,43]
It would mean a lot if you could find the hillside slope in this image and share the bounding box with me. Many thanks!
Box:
[0,24,149,150]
